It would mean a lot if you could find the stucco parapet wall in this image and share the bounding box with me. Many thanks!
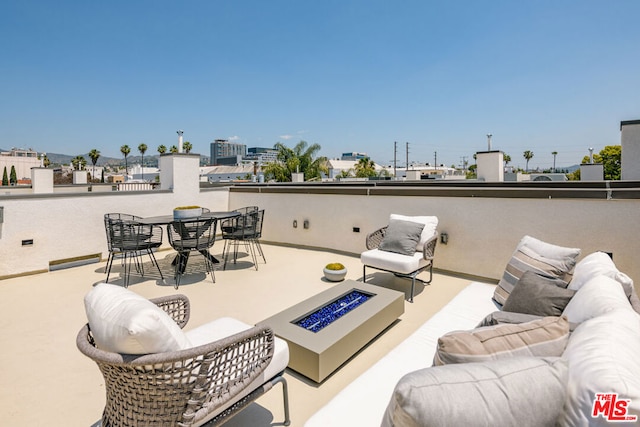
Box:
[0,189,173,201]
[229,181,640,199]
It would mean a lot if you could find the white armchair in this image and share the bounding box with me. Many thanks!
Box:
[361,215,438,302]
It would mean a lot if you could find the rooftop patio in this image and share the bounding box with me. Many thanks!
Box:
[0,243,480,426]
[1,157,639,425]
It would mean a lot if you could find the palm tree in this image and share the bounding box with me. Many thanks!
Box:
[72,155,87,171]
[551,151,558,173]
[503,153,511,170]
[120,144,131,177]
[263,140,328,182]
[138,143,147,181]
[183,141,193,154]
[354,157,377,178]
[157,145,167,154]
[88,149,100,183]
[523,150,534,172]
[170,145,178,154]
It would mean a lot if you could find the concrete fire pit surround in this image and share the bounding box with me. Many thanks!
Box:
[259,280,405,383]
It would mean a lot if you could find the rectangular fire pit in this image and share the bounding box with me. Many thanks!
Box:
[258,280,404,382]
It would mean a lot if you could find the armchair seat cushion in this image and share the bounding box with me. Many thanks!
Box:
[361,248,428,275]
[184,317,290,426]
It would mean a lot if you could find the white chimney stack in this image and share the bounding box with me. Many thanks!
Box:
[487,133,492,151]
[589,147,594,164]
[177,130,184,153]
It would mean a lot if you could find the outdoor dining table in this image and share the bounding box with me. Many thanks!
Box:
[138,211,241,270]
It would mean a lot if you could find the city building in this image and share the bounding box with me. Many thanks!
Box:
[341,152,368,161]
[245,147,279,164]
[210,139,246,166]
[0,148,43,183]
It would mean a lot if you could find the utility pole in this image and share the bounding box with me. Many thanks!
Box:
[394,141,397,179]
[406,142,409,171]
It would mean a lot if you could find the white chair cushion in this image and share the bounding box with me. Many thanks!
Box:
[185,317,290,426]
[361,248,427,274]
[84,282,192,354]
[389,214,438,251]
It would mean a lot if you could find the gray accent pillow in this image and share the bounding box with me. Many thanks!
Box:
[503,271,576,316]
[381,357,568,427]
[379,219,425,256]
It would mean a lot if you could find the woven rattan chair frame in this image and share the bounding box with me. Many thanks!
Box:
[221,209,265,271]
[77,294,290,427]
[363,226,437,303]
[104,213,164,288]
[167,218,218,289]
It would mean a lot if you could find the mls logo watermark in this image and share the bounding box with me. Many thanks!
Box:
[592,393,638,422]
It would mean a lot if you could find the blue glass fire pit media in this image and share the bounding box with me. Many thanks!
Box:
[294,289,375,333]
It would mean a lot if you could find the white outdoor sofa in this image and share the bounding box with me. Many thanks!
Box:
[306,242,640,427]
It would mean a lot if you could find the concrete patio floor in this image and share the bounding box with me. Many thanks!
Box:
[0,243,491,426]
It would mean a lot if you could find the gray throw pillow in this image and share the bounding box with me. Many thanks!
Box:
[379,219,425,256]
[502,270,576,316]
[381,357,568,427]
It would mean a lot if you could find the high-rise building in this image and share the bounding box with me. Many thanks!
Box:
[341,152,368,161]
[245,147,279,163]
[210,139,246,166]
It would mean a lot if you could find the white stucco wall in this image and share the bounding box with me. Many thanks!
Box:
[621,121,640,180]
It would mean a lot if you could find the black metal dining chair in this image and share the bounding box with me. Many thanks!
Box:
[221,209,266,270]
[167,217,218,289]
[104,213,164,287]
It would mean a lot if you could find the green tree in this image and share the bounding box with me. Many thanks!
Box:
[88,149,100,183]
[183,141,193,154]
[354,157,377,178]
[138,143,147,180]
[503,153,511,169]
[10,165,17,185]
[71,155,87,171]
[169,145,178,153]
[42,154,50,168]
[120,144,131,177]
[580,145,621,180]
[157,144,167,154]
[523,150,534,172]
[337,169,354,179]
[2,166,7,186]
[263,140,328,182]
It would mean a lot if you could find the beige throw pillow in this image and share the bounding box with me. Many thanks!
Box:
[433,316,570,366]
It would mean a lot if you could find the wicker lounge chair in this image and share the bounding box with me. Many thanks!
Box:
[361,215,438,302]
[77,292,291,427]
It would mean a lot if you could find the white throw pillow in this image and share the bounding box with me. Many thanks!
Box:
[84,283,192,354]
[562,275,631,324]
[389,214,438,251]
[569,251,634,298]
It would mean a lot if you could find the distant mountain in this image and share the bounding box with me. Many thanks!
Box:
[0,148,209,167]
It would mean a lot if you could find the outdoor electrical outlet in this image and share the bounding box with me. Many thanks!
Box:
[293,220,298,228]
[353,227,360,233]
[303,220,309,229]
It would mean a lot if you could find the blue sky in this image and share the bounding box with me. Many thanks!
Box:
[2,1,639,170]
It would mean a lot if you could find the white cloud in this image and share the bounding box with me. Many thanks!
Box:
[279,134,294,140]
[228,135,240,141]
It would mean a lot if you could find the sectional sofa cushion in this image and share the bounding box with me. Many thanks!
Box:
[560,308,640,426]
[433,316,570,366]
[562,275,632,324]
[382,357,568,427]
[568,251,634,298]
[502,271,576,316]
[494,235,580,306]
[379,219,425,256]
[389,214,438,251]
[84,282,192,354]
[477,311,544,328]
